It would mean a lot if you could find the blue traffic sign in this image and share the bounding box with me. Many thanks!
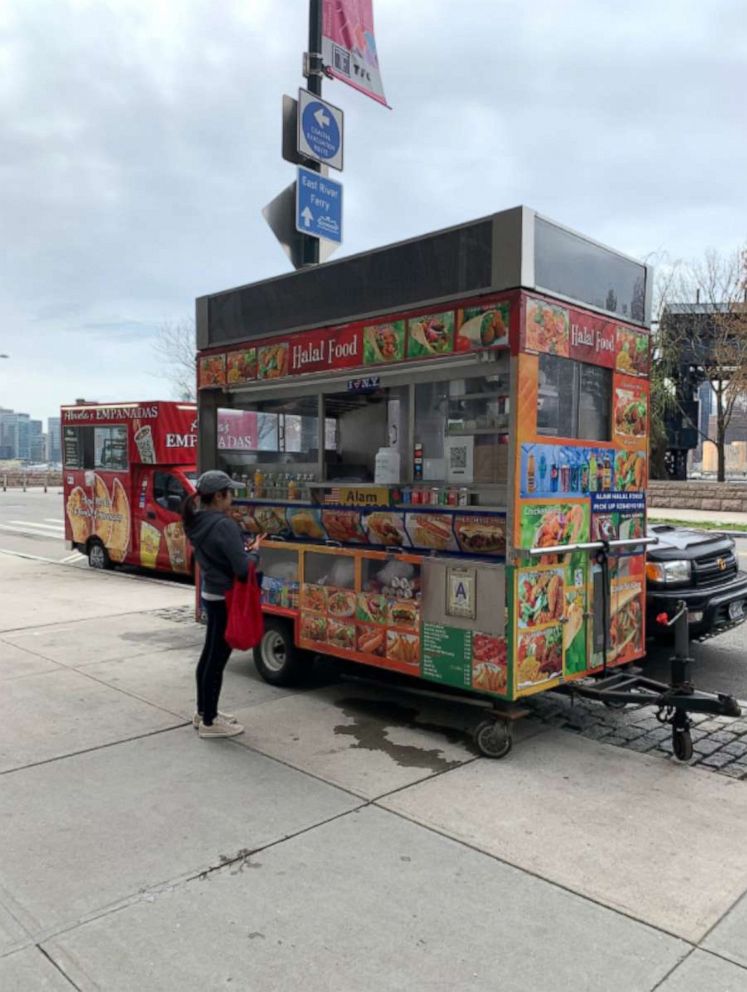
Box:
[296,166,343,244]
[297,89,344,171]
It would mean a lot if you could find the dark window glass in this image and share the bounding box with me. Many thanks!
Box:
[578,364,611,441]
[153,471,168,508]
[535,218,647,324]
[94,426,128,471]
[537,356,576,438]
[206,221,493,346]
[154,473,187,512]
[537,355,611,441]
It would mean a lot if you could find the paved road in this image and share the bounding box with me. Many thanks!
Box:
[0,487,85,566]
[2,489,746,696]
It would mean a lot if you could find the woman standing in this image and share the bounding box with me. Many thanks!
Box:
[183,470,253,739]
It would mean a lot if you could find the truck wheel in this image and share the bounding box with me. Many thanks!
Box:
[254,618,307,686]
[87,539,113,570]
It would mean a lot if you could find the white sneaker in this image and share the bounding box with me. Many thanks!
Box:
[193,710,237,728]
[198,718,244,739]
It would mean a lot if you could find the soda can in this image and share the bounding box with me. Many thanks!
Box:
[447,487,458,506]
[401,486,412,505]
[411,488,421,505]
[458,488,469,506]
[431,487,440,505]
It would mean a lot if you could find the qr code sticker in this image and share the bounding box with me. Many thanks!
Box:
[450,445,468,470]
[333,45,351,76]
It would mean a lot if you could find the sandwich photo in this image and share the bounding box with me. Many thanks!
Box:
[388,599,419,629]
[409,513,455,551]
[609,585,643,661]
[455,518,505,554]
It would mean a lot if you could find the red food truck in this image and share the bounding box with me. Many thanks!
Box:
[61,401,258,573]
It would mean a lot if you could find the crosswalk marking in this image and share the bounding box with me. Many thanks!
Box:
[8,520,65,534]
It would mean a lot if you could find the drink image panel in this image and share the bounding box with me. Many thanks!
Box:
[135,425,157,464]
[140,521,161,568]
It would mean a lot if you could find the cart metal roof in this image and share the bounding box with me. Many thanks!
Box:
[196,206,652,349]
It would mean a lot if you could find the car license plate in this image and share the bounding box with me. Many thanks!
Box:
[729,600,745,621]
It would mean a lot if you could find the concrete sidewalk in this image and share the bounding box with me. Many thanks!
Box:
[2,555,747,990]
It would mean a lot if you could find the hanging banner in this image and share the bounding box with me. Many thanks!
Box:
[322,0,389,107]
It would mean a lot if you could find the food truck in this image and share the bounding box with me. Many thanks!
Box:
[61,401,257,573]
[193,206,736,758]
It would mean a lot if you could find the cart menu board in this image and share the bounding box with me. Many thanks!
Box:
[421,624,509,697]
[421,624,472,688]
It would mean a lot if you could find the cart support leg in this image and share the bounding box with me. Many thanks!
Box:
[669,602,694,691]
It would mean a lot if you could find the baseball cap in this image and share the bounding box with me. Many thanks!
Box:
[196,470,239,495]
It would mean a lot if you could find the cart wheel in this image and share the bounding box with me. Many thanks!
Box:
[254,617,307,687]
[474,719,512,759]
[603,700,627,710]
[672,726,693,762]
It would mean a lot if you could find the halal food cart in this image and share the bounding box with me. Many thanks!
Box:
[195,206,739,759]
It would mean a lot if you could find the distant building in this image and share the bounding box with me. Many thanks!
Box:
[0,410,31,460]
[0,409,48,462]
[16,414,31,461]
[47,416,62,463]
[0,408,13,459]
[30,420,45,463]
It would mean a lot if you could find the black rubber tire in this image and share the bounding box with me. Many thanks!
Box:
[672,726,693,762]
[603,700,628,710]
[87,539,113,570]
[254,617,307,687]
[473,719,512,759]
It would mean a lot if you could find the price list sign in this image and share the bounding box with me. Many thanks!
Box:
[421,623,472,690]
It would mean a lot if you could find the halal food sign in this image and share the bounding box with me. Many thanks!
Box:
[289,324,361,374]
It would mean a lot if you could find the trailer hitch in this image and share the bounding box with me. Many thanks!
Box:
[560,599,741,761]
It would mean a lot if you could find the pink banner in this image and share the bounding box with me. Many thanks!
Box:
[322,0,388,107]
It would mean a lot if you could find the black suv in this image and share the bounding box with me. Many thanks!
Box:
[646,524,747,638]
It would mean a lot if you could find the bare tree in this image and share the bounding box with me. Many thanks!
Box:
[152,319,197,401]
[646,253,681,479]
[658,247,747,481]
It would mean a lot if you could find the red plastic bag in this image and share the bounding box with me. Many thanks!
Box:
[225,565,264,651]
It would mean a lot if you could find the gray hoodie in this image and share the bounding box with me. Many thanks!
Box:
[185,511,249,596]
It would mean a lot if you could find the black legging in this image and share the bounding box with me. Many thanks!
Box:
[196,599,232,725]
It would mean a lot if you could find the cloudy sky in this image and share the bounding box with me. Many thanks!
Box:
[1,0,745,425]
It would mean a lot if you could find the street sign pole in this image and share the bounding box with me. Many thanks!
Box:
[303,0,323,266]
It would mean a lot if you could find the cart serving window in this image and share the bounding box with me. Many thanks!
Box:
[196,206,661,753]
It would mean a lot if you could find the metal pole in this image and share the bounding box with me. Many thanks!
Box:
[303,0,323,266]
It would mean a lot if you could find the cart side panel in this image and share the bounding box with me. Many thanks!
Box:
[512,291,650,692]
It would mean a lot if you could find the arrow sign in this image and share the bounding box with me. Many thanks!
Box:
[262,182,339,269]
[297,88,344,172]
[314,107,330,128]
[295,166,342,244]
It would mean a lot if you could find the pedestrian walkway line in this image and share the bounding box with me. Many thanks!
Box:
[8,520,65,533]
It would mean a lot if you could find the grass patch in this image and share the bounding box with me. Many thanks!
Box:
[650,517,747,533]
